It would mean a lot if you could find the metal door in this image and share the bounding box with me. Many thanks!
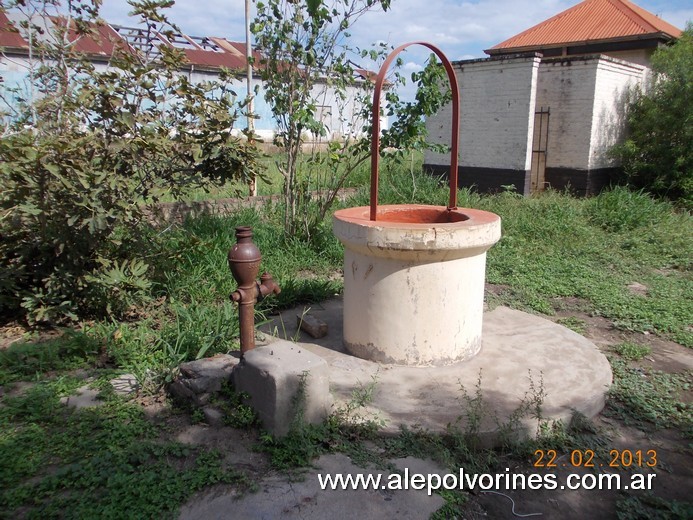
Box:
[530,107,550,193]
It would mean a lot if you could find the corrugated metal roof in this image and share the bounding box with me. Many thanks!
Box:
[0,12,253,71]
[182,48,247,70]
[487,0,682,54]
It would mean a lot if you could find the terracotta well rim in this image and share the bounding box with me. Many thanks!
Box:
[333,204,500,229]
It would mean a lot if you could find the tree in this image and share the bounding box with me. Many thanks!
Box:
[0,0,258,323]
[613,24,692,207]
[251,0,450,239]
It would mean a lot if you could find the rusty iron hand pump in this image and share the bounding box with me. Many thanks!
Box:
[228,226,280,356]
[370,41,460,220]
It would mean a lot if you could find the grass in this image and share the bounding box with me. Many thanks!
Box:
[1,164,691,517]
[0,332,101,385]
[155,148,376,202]
[616,493,693,520]
[556,316,588,335]
[480,188,692,347]
[613,341,652,361]
[605,358,691,436]
[0,377,250,518]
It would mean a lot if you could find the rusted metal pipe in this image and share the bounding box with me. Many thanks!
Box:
[228,226,280,356]
[370,42,460,220]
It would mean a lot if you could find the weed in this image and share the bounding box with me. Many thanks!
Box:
[0,378,249,518]
[190,408,205,424]
[452,371,488,452]
[556,316,588,335]
[215,383,258,429]
[449,370,547,453]
[616,492,693,519]
[257,373,383,471]
[0,332,100,384]
[613,342,652,361]
[605,358,692,436]
[586,187,675,233]
[497,370,546,448]
[430,489,468,520]
[331,373,383,428]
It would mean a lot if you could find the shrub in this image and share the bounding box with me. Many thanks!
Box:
[612,24,692,207]
[0,1,258,323]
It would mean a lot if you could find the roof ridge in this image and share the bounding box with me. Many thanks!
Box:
[612,0,682,36]
[606,0,657,33]
[487,0,681,54]
[487,0,587,50]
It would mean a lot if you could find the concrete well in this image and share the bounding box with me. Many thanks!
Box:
[333,204,501,366]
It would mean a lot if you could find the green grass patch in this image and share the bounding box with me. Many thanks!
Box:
[0,378,249,518]
[613,342,652,361]
[616,493,693,519]
[605,358,692,435]
[556,316,588,335]
[0,333,101,385]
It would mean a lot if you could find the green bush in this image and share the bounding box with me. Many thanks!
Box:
[585,186,674,232]
[0,1,258,324]
[612,24,692,207]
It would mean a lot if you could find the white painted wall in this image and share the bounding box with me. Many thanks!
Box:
[535,55,646,171]
[535,56,600,170]
[589,56,645,169]
[604,48,653,70]
[425,54,540,171]
[1,54,374,141]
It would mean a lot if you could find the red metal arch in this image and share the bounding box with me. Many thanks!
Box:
[370,41,460,220]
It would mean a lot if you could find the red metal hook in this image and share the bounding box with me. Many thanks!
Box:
[370,42,460,221]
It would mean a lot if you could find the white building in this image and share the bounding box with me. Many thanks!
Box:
[424,0,682,195]
[0,10,377,142]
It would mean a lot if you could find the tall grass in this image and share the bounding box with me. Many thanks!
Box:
[2,163,690,519]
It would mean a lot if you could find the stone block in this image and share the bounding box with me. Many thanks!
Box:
[110,373,138,396]
[232,341,332,437]
[168,354,240,406]
[297,313,328,339]
[202,406,225,427]
[61,384,102,409]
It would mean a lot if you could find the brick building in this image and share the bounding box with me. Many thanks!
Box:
[424,0,682,195]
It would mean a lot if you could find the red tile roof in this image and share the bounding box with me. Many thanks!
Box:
[486,0,682,55]
[51,17,128,57]
[0,12,252,71]
[0,11,28,49]
[0,12,374,78]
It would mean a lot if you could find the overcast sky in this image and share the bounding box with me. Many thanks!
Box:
[98,0,692,75]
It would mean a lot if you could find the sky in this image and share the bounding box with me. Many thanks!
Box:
[98,0,692,80]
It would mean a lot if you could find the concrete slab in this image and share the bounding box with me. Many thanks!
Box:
[178,453,445,520]
[263,300,612,442]
[60,384,102,409]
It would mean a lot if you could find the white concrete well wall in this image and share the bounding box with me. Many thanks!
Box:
[333,205,501,366]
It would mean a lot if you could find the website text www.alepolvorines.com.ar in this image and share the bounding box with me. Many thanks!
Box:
[318,467,657,496]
